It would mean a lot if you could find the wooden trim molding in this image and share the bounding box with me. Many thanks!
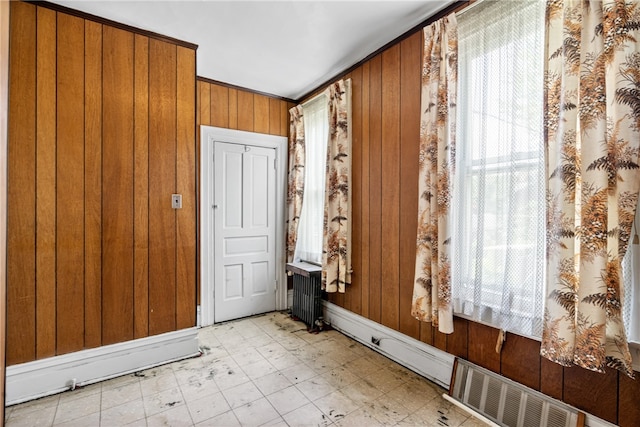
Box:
[27,0,198,50]
[197,76,297,105]
[298,0,472,101]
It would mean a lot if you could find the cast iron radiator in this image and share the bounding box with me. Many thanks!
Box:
[286,262,323,331]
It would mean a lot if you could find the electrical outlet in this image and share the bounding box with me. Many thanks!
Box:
[171,194,182,209]
[371,336,381,346]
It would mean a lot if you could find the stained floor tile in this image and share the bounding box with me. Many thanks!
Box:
[6,311,486,427]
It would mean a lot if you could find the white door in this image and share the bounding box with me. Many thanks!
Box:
[214,141,276,322]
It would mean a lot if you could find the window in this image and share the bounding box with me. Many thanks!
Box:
[452,0,546,338]
[622,213,640,345]
[294,96,328,265]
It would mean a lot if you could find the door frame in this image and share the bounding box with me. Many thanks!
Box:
[200,126,287,327]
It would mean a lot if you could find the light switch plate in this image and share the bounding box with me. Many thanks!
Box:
[171,194,182,209]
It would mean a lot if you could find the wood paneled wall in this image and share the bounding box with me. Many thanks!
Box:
[318,30,640,426]
[7,1,197,365]
[196,78,292,137]
[1,0,10,420]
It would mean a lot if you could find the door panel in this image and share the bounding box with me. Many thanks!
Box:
[214,142,276,322]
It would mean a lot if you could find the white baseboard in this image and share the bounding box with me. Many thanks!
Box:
[6,328,200,406]
[322,302,455,389]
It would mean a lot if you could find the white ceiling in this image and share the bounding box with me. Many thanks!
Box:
[52,1,454,100]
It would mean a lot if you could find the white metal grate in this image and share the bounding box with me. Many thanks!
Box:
[450,359,584,427]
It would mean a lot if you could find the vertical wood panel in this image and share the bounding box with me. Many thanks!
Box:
[35,5,57,359]
[84,19,102,349]
[237,90,254,131]
[540,357,564,400]
[228,88,238,129]
[563,367,618,423]
[360,62,371,319]
[433,328,447,351]
[398,33,421,340]
[211,84,229,128]
[148,39,177,335]
[368,55,382,323]
[618,372,640,427]
[7,0,37,365]
[380,46,400,330]
[447,317,468,359]
[56,12,85,355]
[176,46,196,330]
[280,101,289,137]
[467,322,500,373]
[253,93,269,134]
[134,34,149,339]
[199,81,211,126]
[348,69,362,315]
[500,332,540,390]
[102,25,134,345]
[269,98,281,135]
[0,0,9,413]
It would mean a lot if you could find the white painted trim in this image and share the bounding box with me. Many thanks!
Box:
[322,301,455,389]
[6,328,199,406]
[585,415,619,427]
[442,394,500,427]
[200,126,288,327]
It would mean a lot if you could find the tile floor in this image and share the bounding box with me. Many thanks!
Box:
[5,311,488,427]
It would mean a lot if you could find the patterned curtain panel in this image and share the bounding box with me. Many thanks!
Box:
[542,0,640,377]
[411,14,458,334]
[286,105,305,263]
[322,79,352,293]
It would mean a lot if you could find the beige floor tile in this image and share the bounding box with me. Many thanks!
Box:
[8,394,60,419]
[58,383,102,403]
[178,376,220,403]
[102,380,143,411]
[412,397,472,427]
[384,377,440,413]
[101,374,140,391]
[340,378,384,405]
[267,352,301,371]
[294,376,337,401]
[209,358,251,391]
[53,411,100,427]
[265,385,310,416]
[366,396,412,425]
[186,391,230,424]
[320,366,360,389]
[314,390,361,423]
[281,403,332,427]
[142,387,185,417]
[195,409,240,427]
[53,392,101,424]
[100,400,146,426]
[139,370,180,397]
[334,407,382,427]
[280,363,318,385]
[232,398,280,427]
[221,381,264,409]
[256,342,289,360]
[146,404,193,427]
[253,372,293,396]
[240,359,278,380]
[6,405,57,427]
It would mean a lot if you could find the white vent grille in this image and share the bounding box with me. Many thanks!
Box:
[450,359,584,427]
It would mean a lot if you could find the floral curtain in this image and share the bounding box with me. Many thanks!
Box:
[322,79,351,293]
[411,14,458,334]
[542,0,640,377]
[286,105,305,263]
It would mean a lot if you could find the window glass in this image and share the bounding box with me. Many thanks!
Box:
[452,0,546,337]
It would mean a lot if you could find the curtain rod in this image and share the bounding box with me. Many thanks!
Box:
[456,0,485,16]
[301,78,351,108]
